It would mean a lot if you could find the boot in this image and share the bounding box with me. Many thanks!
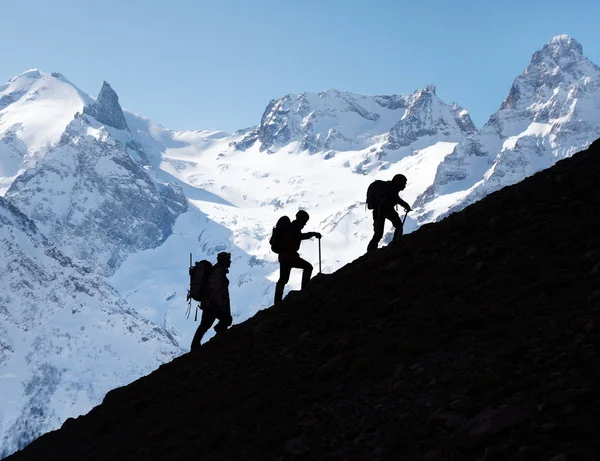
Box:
[190,328,207,350]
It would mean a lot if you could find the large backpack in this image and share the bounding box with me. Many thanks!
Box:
[188,260,213,302]
[269,216,291,253]
[366,180,388,210]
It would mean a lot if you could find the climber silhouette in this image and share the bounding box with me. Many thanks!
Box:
[190,252,232,350]
[273,210,321,304]
[366,174,412,252]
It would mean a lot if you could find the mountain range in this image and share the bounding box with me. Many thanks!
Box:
[1,34,599,457]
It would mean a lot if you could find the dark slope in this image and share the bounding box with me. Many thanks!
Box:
[8,140,600,461]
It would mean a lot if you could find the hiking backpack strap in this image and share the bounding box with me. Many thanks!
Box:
[186,252,192,318]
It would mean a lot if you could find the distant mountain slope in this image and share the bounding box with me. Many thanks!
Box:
[5,83,188,275]
[0,196,183,458]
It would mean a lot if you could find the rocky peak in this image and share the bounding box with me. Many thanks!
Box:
[385,86,476,149]
[501,35,596,111]
[539,34,583,60]
[83,81,129,131]
[450,102,478,135]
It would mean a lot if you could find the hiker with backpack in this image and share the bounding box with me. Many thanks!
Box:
[366,174,412,253]
[190,251,233,350]
[271,210,321,304]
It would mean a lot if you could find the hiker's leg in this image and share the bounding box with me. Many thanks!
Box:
[291,257,313,289]
[367,216,386,252]
[214,311,233,334]
[190,310,216,349]
[389,210,403,241]
[275,262,292,303]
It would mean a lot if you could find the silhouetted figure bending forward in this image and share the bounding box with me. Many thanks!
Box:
[190,251,232,350]
[274,210,321,304]
[366,174,412,253]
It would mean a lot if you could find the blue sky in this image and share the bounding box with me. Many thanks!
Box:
[2,0,599,132]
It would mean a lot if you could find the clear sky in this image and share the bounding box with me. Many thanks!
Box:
[2,0,599,133]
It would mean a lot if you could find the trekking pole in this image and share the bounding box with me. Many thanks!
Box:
[318,237,322,274]
[402,210,409,224]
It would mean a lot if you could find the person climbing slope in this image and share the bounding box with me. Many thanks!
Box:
[190,251,233,350]
[270,210,321,304]
[366,174,412,252]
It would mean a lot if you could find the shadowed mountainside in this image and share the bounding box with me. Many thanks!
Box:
[7,139,600,461]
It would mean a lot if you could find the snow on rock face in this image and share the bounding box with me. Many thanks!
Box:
[5,111,188,276]
[415,35,600,222]
[0,70,93,194]
[83,81,129,131]
[0,196,182,458]
[384,85,476,150]
[233,87,475,156]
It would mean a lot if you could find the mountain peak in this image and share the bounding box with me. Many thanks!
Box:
[545,34,583,56]
[500,35,595,111]
[83,81,129,131]
[6,69,44,83]
[528,35,585,68]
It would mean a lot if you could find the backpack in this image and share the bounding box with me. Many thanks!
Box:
[188,260,213,302]
[366,180,388,209]
[269,216,291,253]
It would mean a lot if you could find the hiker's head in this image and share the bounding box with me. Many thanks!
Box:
[217,251,232,268]
[392,174,407,191]
[296,210,309,227]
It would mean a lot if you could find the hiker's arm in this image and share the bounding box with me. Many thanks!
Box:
[301,232,321,239]
[397,197,412,212]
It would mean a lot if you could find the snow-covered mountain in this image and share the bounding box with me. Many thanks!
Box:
[5,82,189,275]
[0,195,182,457]
[1,34,599,458]
[414,35,600,221]
[125,83,476,287]
[0,70,93,196]
[235,85,475,161]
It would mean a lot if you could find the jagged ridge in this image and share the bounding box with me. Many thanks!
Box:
[7,139,600,460]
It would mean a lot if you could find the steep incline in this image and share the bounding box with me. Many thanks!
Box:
[7,139,600,460]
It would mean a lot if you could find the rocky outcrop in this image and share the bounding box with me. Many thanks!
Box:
[83,82,129,131]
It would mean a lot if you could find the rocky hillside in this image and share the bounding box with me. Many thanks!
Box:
[6,147,600,460]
